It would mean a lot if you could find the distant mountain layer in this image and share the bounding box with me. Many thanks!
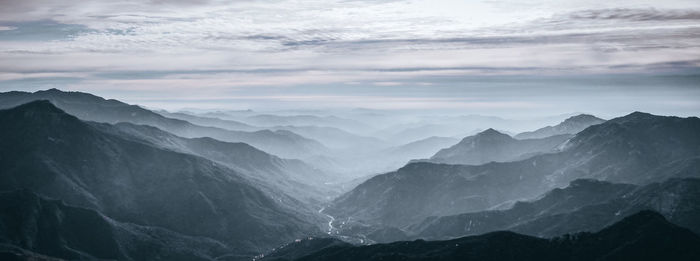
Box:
[262,211,700,261]
[411,178,700,239]
[99,122,336,204]
[430,129,570,165]
[327,112,700,226]
[515,114,605,139]
[0,89,328,159]
[387,136,460,163]
[157,110,258,131]
[270,125,386,150]
[242,114,371,135]
[0,101,320,256]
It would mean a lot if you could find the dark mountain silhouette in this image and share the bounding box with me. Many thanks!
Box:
[260,238,351,261]
[430,129,570,165]
[0,101,320,255]
[515,114,605,139]
[411,178,700,239]
[261,211,700,261]
[0,89,328,159]
[326,112,700,226]
[0,189,231,261]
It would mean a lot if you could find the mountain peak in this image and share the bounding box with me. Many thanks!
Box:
[34,88,67,95]
[43,88,63,93]
[515,113,604,139]
[9,100,64,114]
[608,111,661,124]
[600,210,673,234]
[477,128,509,138]
[625,111,655,119]
[564,114,603,123]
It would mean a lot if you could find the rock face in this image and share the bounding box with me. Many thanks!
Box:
[0,89,328,159]
[0,101,320,256]
[261,211,700,261]
[515,114,605,139]
[430,128,570,165]
[327,112,700,227]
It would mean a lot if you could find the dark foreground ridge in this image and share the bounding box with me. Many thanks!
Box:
[262,211,700,261]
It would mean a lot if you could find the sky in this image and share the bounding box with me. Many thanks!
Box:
[0,0,699,117]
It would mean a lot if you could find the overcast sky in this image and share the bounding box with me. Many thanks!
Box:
[0,0,699,117]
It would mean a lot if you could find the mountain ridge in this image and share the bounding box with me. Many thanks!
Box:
[0,89,328,160]
[261,210,700,261]
[515,114,604,139]
[326,111,700,227]
[0,100,321,255]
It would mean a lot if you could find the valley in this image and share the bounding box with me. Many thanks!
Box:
[0,89,698,261]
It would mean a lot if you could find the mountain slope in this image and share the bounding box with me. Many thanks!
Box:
[262,211,700,261]
[327,112,700,226]
[430,129,570,165]
[242,114,371,135]
[270,125,386,150]
[99,122,337,203]
[412,178,700,239]
[0,190,231,261]
[384,136,460,165]
[157,110,258,131]
[515,114,605,139]
[0,89,328,159]
[0,101,319,255]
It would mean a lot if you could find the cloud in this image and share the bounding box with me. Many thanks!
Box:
[567,8,700,21]
[0,0,699,114]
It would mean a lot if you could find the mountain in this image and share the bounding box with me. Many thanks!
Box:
[261,211,700,261]
[515,114,605,139]
[326,112,700,227]
[429,129,571,165]
[99,122,337,204]
[411,178,700,239]
[385,136,460,164]
[0,189,231,261]
[241,114,371,135]
[0,101,320,255]
[269,125,386,150]
[259,238,351,261]
[157,110,258,131]
[376,124,474,144]
[0,89,328,159]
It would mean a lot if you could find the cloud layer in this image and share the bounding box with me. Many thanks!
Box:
[0,0,699,115]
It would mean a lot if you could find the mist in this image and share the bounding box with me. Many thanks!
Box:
[1,0,700,260]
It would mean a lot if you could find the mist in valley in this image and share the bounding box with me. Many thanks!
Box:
[1,0,700,260]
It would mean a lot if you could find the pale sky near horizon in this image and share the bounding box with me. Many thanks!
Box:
[0,0,699,117]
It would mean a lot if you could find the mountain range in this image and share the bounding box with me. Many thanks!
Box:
[0,89,698,261]
[0,101,321,257]
[326,112,700,227]
[261,211,700,261]
[411,177,700,240]
[515,114,605,139]
[0,189,232,261]
[429,128,570,165]
[0,89,328,160]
